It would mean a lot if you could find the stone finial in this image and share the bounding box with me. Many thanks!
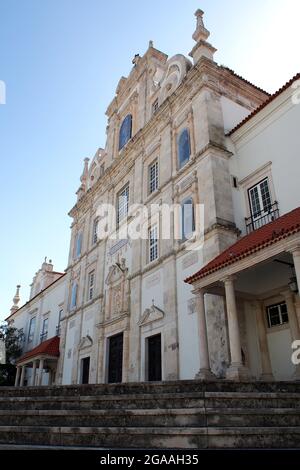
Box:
[189,9,217,64]
[192,9,210,42]
[148,40,154,48]
[77,157,90,198]
[132,54,141,66]
[10,285,21,315]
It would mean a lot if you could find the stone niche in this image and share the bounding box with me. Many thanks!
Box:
[104,258,130,320]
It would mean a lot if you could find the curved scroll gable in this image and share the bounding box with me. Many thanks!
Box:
[158,54,192,104]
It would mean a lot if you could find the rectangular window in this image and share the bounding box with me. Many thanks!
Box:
[70,283,78,309]
[92,218,99,245]
[88,270,95,301]
[149,225,158,262]
[117,185,129,226]
[75,232,83,258]
[40,318,48,342]
[181,198,195,240]
[248,178,272,219]
[149,160,159,194]
[266,302,289,328]
[28,317,36,343]
[152,98,159,115]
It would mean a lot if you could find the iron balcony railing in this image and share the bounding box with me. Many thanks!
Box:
[245,201,279,234]
[40,332,48,342]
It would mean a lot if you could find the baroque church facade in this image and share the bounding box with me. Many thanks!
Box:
[7,10,300,387]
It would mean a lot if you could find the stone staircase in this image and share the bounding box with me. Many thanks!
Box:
[0,380,300,449]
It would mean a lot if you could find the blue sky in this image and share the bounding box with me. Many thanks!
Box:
[0,0,299,320]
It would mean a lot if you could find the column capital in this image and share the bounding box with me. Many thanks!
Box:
[290,246,300,257]
[191,287,207,297]
[280,289,295,300]
[222,275,237,285]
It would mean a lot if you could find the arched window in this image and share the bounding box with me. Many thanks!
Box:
[181,197,195,240]
[119,114,132,150]
[178,128,191,168]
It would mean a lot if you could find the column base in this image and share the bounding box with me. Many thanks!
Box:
[259,372,274,381]
[195,368,216,381]
[226,363,252,381]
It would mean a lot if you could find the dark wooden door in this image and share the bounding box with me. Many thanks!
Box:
[108,333,123,383]
[81,356,90,384]
[148,334,162,381]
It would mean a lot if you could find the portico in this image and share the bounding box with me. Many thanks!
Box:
[186,207,300,381]
[15,336,60,386]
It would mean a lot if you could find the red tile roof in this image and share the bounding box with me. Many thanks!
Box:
[17,336,60,364]
[185,207,300,284]
[227,73,300,136]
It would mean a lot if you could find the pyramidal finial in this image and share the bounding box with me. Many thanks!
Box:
[193,9,210,42]
[189,9,216,64]
[10,285,21,315]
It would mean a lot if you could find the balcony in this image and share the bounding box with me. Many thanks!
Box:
[245,201,280,234]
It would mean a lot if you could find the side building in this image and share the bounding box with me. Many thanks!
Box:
[6,260,65,386]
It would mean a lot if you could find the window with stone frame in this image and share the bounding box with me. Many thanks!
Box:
[117,184,129,226]
[181,197,195,240]
[178,128,191,169]
[87,270,95,301]
[148,159,159,194]
[149,225,158,262]
[40,317,48,342]
[119,114,132,150]
[248,178,272,220]
[92,217,99,245]
[70,282,78,309]
[266,302,289,328]
[27,316,36,343]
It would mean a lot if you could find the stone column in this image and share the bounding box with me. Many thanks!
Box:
[37,358,44,386]
[14,366,21,386]
[255,302,274,381]
[31,360,37,386]
[282,290,300,379]
[20,366,26,386]
[194,289,215,380]
[223,276,250,380]
[291,248,300,294]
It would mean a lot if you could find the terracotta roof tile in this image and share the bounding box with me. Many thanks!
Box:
[185,207,300,284]
[17,336,60,364]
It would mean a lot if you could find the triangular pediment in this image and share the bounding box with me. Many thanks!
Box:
[78,335,93,350]
[138,303,164,326]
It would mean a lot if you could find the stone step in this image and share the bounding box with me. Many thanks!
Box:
[0,407,299,428]
[1,391,299,410]
[0,408,206,427]
[0,425,300,449]
[1,380,300,397]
